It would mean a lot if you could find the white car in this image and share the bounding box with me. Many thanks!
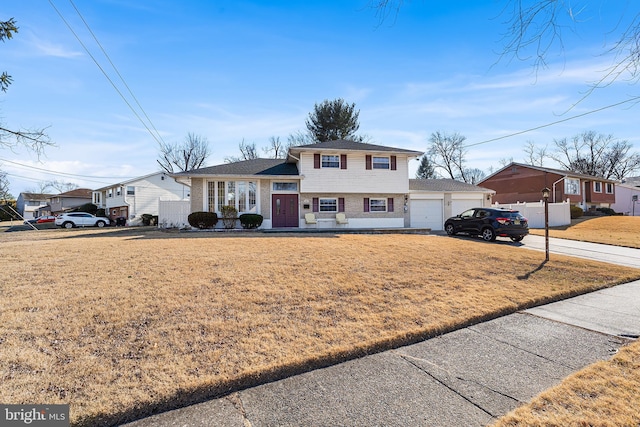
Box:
[55,212,110,229]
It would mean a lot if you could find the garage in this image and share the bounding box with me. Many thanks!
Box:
[409,179,495,231]
[451,197,484,216]
[410,199,443,230]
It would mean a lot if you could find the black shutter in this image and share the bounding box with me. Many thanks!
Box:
[387,197,394,212]
[313,197,319,212]
[338,197,345,212]
[365,155,372,170]
[364,198,370,212]
[340,154,347,169]
[314,153,320,169]
[390,155,397,170]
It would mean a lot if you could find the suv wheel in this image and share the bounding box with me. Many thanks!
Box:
[445,223,456,236]
[96,220,106,228]
[481,227,496,242]
[63,222,74,229]
[510,235,525,242]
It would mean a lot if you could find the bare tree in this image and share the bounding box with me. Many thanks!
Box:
[428,131,469,182]
[224,139,259,163]
[523,141,548,166]
[157,133,211,173]
[1,18,52,164]
[262,136,287,159]
[551,131,640,179]
[46,180,79,193]
[287,131,313,148]
[463,168,486,185]
[0,171,11,200]
[499,1,640,97]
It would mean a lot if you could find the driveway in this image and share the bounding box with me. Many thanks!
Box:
[520,234,640,269]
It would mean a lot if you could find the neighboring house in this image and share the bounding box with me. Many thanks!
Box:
[408,179,495,230]
[479,163,617,211]
[47,188,93,214]
[173,140,424,229]
[611,177,640,216]
[16,192,55,221]
[93,172,190,223]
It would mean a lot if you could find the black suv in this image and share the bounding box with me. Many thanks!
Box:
[444,207,529,242]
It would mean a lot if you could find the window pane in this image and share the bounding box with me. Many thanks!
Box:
[565,178,580,195]
[372,157,390,169]
[208,182,217,213]
[227,182,236,207]
[370,198,387,212]
[238,181,247,212]
[126,186,135,195]
[217,182,225,212]
[321,155,340,168]
[273,182,298,191]
[248,182,257,213]
[319,198,337,212]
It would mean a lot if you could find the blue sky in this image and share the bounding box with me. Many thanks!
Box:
[2,1,639,196]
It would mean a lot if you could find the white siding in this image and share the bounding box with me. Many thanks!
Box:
[299,152,411,193]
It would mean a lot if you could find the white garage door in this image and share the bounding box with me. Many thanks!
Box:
[451,199,483,216]
[410,200,443,230]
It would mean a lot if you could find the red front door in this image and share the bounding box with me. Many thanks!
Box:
[272,194,299,228]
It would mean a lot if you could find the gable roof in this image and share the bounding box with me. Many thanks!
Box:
[56,188,92,198]
[19,192,55,200]
[479,162,619,184]
[288,139,423,156]
[409,179,494,193]
[176,158,299,177]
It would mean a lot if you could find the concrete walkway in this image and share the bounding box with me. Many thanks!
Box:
[123,237,640,427]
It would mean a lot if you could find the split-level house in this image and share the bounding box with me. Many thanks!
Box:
[479,163,617,211]
[43,188,93,215]
[92,172,190,223]
[16,192,55,221]
[173,140,425,229]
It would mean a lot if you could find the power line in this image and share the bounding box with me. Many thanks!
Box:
[464,95,640,148]
[67,0,167,147]
[0,158,136,180]
[48,0,166,147]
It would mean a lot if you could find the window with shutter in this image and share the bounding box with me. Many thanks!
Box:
[314,154,320,169]
[312,197,319,212]
[338,197,345,212]
[363,198,370,212]
[391,155,397,170]
[387,197,394,212]
[340,154,347,169]
[365,155,372,170]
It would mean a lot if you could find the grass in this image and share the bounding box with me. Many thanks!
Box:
[1,228,639,426]
[529,216,640,248]
[491,339,640,427]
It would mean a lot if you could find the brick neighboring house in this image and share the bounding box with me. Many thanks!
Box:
[479,163,617,211]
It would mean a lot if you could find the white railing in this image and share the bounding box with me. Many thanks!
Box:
[494,200,571,229]
[158,200,191,229]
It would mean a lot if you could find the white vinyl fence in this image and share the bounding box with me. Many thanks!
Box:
[494,200,571,229]
[158,200,191,229]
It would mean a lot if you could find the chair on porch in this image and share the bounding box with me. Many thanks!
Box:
[305,213,317,226]
[335,213,349,225]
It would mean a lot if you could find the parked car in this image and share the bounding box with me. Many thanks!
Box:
[444,207,529,242]
[23,218,38,225]
[36,215,56,223]
[55,212,110,229]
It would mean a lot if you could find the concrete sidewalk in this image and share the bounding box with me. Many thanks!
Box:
[124,275,640,426]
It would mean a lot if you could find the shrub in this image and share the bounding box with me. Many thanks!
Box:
[72,203,98,215]
[570,205,584,219]
[596,207,619,216]
[96,208,106,218]
[239,213,263,229]
[220,205,238,229]
[187,211,218,229]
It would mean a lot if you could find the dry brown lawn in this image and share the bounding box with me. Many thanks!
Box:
[1,228,639,426]
[492,339,640,427]
[529,216,640,248]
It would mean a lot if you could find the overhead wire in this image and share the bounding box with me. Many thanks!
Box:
[48,0,166,147]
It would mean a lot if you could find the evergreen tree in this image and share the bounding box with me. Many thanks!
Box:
[305,98,361,143]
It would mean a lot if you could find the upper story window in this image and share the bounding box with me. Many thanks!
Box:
[126,186,135,195]
[321,155,340,168]
[372,157,390,169]
[606,183,614,194]
[565,178,580,195]
[107,189,113,198]
[366,155,397,170]
[116,186,122,196]
[593,182,602,193]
